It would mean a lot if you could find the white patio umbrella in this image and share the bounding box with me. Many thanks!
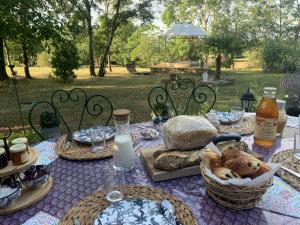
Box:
[162,23,208,39]
[159,24,208,70]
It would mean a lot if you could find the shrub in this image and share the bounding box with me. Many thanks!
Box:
[50,40,79,82]
[261,39,299,73]
[281,72,300,108]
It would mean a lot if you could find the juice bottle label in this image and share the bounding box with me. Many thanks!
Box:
[254,116,278,140]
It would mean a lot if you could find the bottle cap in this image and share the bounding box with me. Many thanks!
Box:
[113,109,130,120]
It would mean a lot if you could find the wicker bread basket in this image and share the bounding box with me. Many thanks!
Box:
[200,162,273,210]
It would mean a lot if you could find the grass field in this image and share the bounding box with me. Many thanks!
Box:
[0,66,285,142]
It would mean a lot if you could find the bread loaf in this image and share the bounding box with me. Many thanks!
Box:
[163,115,218,149]
[153,149,202,171]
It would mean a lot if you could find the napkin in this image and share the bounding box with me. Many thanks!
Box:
[33,141,58,165]
[257,176,300,219]
[286,115,300,129]
[22,211,59,225]
[203,142,281,187]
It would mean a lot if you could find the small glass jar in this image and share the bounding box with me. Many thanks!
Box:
[112,109,135,172]
[276,100,288,135]
[9,144,29,166]
[1,139,10,160]
[0,148,8,169]
[0,140,4,148]
[11,138,28,148]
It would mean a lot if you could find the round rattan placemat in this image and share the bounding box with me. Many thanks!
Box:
[59,185,197,225]
[218,116,255,136]
[56,133,137,161]
[272,150,300,191]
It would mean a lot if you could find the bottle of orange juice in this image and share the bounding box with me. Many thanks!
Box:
[254,87,279,148]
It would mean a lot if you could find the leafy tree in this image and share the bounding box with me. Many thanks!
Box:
[50,40,80,82]
[0,0,62,79]
[68,0,99,76]
[0,0,20,80]
[97,0,154,77]
[205,34,243,80]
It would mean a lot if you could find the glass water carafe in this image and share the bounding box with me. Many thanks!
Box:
[112,109,135,172]
[276,100,288,135]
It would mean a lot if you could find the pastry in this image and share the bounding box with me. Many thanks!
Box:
[250,163,271,179]
[162,115,218,149]
[221,146,258,164]
[221,147,243,163]
[153,150,202,171]
[201,148,221,170]
[224,155,262,176]
[213,167,241,180]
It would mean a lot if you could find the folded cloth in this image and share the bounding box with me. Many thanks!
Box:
[33,141,58,165]
[257,176,300,219]
[22,211,59,225]
[286,116,300,129]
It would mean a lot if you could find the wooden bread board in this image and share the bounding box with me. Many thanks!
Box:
[140,144,201,182]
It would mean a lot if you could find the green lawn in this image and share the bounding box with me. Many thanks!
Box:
[0,67,285,142]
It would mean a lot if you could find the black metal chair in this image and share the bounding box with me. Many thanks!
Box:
[148,77,216,117]
[29,88,113,140]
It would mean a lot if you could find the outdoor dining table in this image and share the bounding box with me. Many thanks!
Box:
[0,115,299,225]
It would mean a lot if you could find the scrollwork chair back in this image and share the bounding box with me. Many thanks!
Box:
[28,101,61,140]
[29,88,113,140]
[148,78,216,117]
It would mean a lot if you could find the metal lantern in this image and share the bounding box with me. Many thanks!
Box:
[240,88,256,112]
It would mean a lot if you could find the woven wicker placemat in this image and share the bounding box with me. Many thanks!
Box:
[218,116,255,136]
[56,133,137,161]
[59,185,197,225]
[272,150,300,191]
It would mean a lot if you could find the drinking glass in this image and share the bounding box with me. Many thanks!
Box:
[103,165,125,203]
[293,115,300,159]
[231,107,245,128]
[90,128,106,153]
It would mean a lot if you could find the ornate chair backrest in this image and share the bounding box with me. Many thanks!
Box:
[148,77,216,117]
[29,88,113,140]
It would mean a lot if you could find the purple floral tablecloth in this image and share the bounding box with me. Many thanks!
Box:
[1,122,300,225]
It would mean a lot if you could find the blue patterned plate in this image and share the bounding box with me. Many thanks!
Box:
[215,112,240,124]
[93,199,179,225]
[73,126,115,144]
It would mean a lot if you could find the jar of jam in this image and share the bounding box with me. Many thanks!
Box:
[0,148,8,169]
[9,144,29,166]
[11,138,28,149]
[0,140,4,148]
[0,139,10,160]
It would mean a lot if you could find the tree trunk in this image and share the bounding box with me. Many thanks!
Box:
[98,0,121,77]
[214,54,221,80]
[4,41,17,76]
[0,38,9,81]
[21,40,32,79]
[107,53,112,72]
[84,0,96,76]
